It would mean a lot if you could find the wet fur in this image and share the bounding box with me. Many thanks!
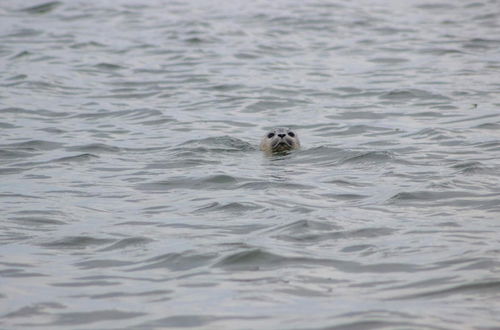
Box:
[260,127,300,153]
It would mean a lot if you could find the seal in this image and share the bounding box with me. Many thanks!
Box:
[260,127,300,153]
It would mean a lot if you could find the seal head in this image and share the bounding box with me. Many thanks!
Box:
[260,127,300,153]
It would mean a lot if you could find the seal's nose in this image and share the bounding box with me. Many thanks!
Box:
[277,133,286,138]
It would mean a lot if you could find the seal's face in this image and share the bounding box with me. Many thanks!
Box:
[263,127,300,152]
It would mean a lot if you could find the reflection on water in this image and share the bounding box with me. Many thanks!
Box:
[1,0,500,329]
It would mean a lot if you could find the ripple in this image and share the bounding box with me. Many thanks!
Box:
[0,149,37,159]
[321,193,368,200]
[70,41,106,49]
[1,28,42,39]
[380,89,450,101]
[416,3,456,10]
[194,202,261,213]
[136,315,264,329]
[214,248,287,270]
[463,38,500,50]
[94,92,160,99]
[51,310,145,326]
[266,219,341,235]
[270,221,395,243]
[0,193,41,199]
[368,57,408,64]
[473,141,500,152]
[66,143,121,154]
[289,146,344,163]
[75,259,136,269]
[0,121,16,129]
[328,312,441,330]
[0,107,69,118]
[53,153,99,163]
[179,136,255,153]
[4,302,65,319]
[145,158,216,170]
[0,140,63,151]
[73,289,171,299]
[215,248,418,273]
[0,167,25,175]
[238,181,314,190]
[98,237,154,252]
[20,1,61,14]
[0,269,47,278]
[129,252,215,272]
[94,63,125,70]
[242,99,306,113]
[9,216,66,226]
[451,161,487,174]
[138,174,240,191]
[339,150,396,165]
[404,127,457,140]
[475,122,500,130]
[387,190,498,208]
[418,48,464,55]
[331,124,390,136]
[72,108,163,120]
[41,236,115,249]
[10,51,32,59]
[393,280,500,300]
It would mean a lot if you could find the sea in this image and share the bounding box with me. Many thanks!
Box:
[1,0,500,329]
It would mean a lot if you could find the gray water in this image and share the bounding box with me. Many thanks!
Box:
[1,0,500,329]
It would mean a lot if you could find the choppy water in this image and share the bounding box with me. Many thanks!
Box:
[1,0,500,329]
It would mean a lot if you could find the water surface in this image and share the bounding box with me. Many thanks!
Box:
[1,0,500,329]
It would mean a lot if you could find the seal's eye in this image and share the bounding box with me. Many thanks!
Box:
[288,132,295,137]
[267,132,275,138]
